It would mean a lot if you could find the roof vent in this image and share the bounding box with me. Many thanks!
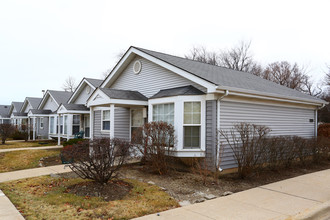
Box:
[133,60,142,74]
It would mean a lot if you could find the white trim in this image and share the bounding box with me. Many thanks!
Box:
[90,106,94,140]
[110,104,115,138]
[101,109,111,132]
[68,78,97,104]
[38,91,60,110]
[216,87,327,106]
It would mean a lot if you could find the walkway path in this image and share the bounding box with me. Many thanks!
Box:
[136,169,330,220]
[0,145,62,153]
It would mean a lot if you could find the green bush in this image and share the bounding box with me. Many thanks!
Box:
[63,138,85,147]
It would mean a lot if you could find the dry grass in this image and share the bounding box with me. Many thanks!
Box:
[0,176,179,219]
[0,140,57,149]
[0,149,61,173]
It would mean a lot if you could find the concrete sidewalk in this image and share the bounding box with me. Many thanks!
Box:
[0,164,71,183]
[0,145,62,153]
[0,190,24,220]
[136,169,330,220]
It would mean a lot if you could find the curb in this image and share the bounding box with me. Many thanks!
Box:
[291,200,330,220]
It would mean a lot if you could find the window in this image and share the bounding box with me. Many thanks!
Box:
[49,117,54,134]
[59,116,63,134]
[102,110,110,131]
[64,116,68,134]
[40,118,44,129]
[183,102,201,149]
[72,115,80,135]
[152,103,174,125]
[84,115,90,138]
[131,109,144,140]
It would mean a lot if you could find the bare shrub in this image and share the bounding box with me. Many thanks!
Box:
[132,121,175,175]
[62,138,132,185]
[191,158,211,186]
[0,124,16,144]
[219,123,271,178]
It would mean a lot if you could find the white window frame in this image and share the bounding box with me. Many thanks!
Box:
[101,109,110,132]
[183,101,201,149]
[40,117,44,129]
[72,115,80,135]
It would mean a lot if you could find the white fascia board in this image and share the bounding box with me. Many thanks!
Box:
[68,78,96,104]
[109,99,148,106]
[87,89,112,107]
[20,99,28,112]
[101,47,216,92]
[216,86,327,106]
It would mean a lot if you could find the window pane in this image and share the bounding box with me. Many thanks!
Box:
[73,115,80,125]
[184,102,192,113]
[103,121,110,130]
[73,125,80,135]
[152,103,174,125]
[131,109,143,127]
[193,102,201,113]
[184,102,201,125]
[193,113,201,124]
[103,110,110,120]
[183,126,200,149]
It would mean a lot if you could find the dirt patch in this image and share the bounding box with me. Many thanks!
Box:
[58,160,330,205]
[66,180,133,201]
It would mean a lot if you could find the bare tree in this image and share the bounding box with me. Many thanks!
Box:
[0,124,15,144]
[325,65,330,86]
[185,46,219,65]
[100,50,126,79]
[62,76,77,92]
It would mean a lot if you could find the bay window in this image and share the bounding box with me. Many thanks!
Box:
[183,102,201,149]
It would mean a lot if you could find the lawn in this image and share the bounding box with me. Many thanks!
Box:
[0,149,61,173]
[0,140,58,149]
[0,176,179,219]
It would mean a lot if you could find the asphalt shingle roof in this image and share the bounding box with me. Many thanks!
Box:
[12,112,28,117]
[100,88,148,101]
[0,105,10,118]
[48,90,73,105]
[85,78,103,88]
[151,85,205,99]
[29,109,53,115]
[62,104,89,111]
[27,97,42,109]
[135,47,322,103]
[12,102,24,112]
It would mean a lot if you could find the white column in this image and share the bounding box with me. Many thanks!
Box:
[57,114,61,146]
[32,117,36,140]
[28,117,31,141]
[67,114,72,140]
[90,107,94,140]
[110,104,115,139]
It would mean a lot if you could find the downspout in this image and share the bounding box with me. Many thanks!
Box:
[216,90,229,172]
[315,103,326,137]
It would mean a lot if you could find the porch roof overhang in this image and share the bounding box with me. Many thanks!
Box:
[87,88,148,107]
[27,109,53,117]
[57,104,90,114]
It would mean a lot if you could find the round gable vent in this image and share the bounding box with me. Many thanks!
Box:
[133,60,142,74]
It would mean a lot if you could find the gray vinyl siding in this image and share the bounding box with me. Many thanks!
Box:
[219,101,316,169]
[93,110,109,138]
[205,100,217,170]
[110,56,207,98]
[114,107,130,140]
[73,84,93,105]
[36,117,49,139]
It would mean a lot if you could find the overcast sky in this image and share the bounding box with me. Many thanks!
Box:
[0,0,329,105]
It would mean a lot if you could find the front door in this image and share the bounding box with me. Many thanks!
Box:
[130,108,145,139]
[84,115,90,138]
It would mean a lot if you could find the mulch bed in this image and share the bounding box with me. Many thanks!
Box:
[66,180,132,201]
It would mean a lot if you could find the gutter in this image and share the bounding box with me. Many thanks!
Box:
[216,90,229,172]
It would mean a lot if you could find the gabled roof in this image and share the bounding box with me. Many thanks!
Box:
[39,90,73,109]
[100,88,148,101]
[68,77,103,104]
[61,104,89,111]
[85,78,103,88]
[0,105,10,118]
[20,97,42,112]
[136,47,322,103]
[151,85,205,99]
[101,46,325,105]
[12,102,23,113]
